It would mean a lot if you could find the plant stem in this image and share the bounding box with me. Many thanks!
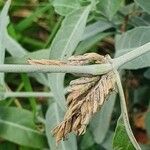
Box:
[113,42,150,69]
[0,64,112,75]
[0,42,149,75]
[2,91,53,98]
[114,70,141,150]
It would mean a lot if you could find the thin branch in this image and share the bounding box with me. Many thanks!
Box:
[0,64,112,75]
[1,88,68,99]
[0,42,149,75]
[114,70,141,150]
[113,42,150,68]
[2,91,53,99]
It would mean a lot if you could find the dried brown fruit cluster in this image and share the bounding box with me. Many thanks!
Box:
[52,72,116,143]
[28,53,116,143]
[28,53,107,66]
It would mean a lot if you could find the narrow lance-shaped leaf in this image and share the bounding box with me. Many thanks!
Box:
[97,0,124,20]
[90,92,116,144]
[81,20,112,40]
[48,6,91,110]
[46,102,77,150]
[51,0,81,16]
[135,0,150,14]
[0,2,47,87]
[115,27,150,69]
[113,116,135,150]
[0,107,48,149]
[0,0,11,87]
[46,6,91,150]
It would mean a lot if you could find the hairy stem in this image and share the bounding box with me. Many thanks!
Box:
[115,70,141,150]
[113,42,150,69]
[0,42,149,75]
[2,91,53,98]
[0,64,111,75]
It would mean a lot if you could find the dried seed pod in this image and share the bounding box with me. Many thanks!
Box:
[52,71,116,143]
[27,53,116,144]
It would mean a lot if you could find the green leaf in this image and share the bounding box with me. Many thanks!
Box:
[90,92,116,144]
[45,102,77,150]
[0,0,11,86]
[46,6,90,149]
[0,141,17,150]
[5,49,49,64]
[1,2,48,88]
[21,74,37,115]
[97,0,124,20]
[48,6,91,110]
[81,20,112,40]
[115,27,150,69]
[113,116,135,150]
[101,131,114,150]
[79,130,95,150]
[0,107,48,149]
[5,32,27,57]
[130,13,150,27]
[75,32,111,55]
[16,5,50,32]
[51,0,81,16]
[135,0,150,14]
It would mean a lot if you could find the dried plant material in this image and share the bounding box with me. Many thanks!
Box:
[68,53,107,65]
[28,53,108,66]
[27,59,66,66]
[28,53,116,143]
[52,72,116,143]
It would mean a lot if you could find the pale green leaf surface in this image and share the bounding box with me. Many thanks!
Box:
[90,92,116,144]
[5,49,49,86]
[46,6,90,150]
[135,0,150,14]
[0,107,48,149]
[115,27,150,69]
[75,32,111,55]
[144,68,150,79]
[97,0,124,20]
[130,14,150,27]
[52,0,81,16]
[1,3,48,87]
[5,49,49,64]
[48,6,91,110]
[0,0,11,86]
[81,20,112,40]
[101,131,114,150]
[80,130,95,150]
[45,102,77,150]
[113,116,135,150]
[119,3,139,16]
[5,32,27,57]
